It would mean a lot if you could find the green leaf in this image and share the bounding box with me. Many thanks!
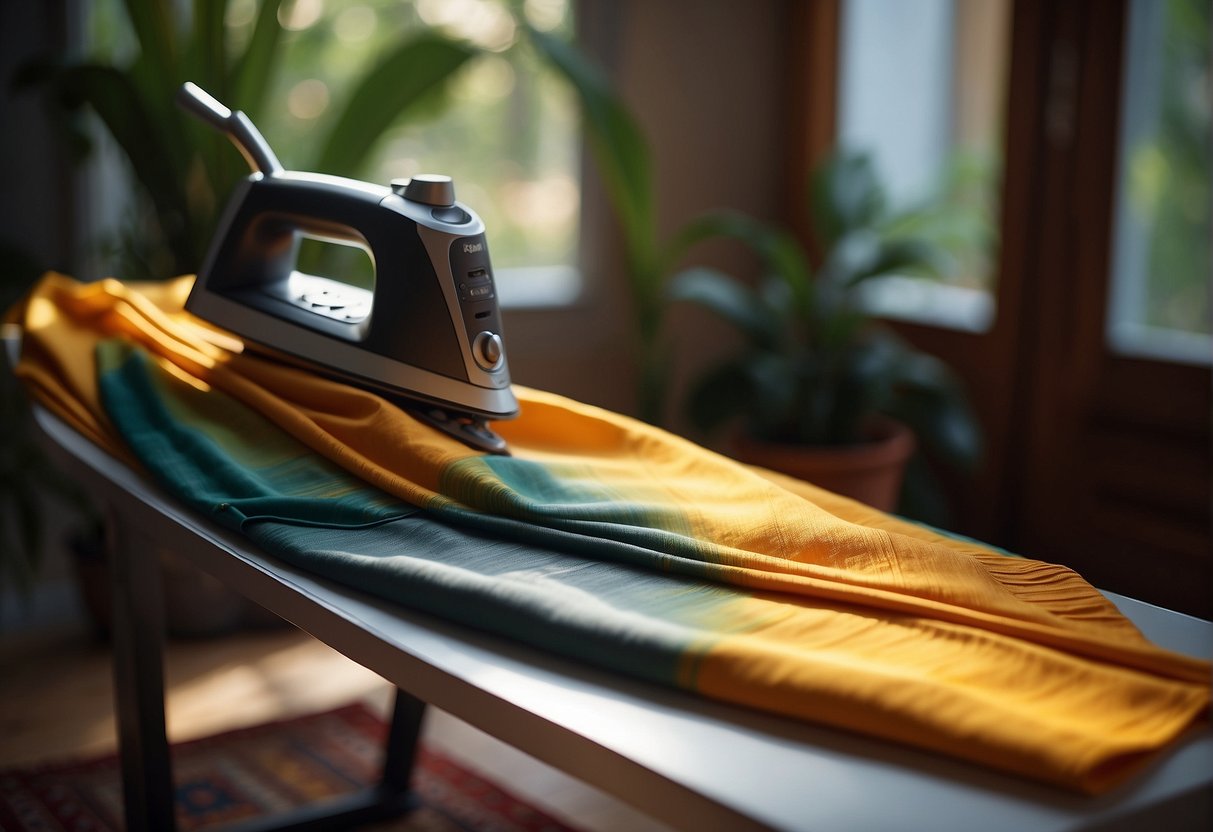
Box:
[670,211,813,318]
[180,1,239,241]
[186,0,228,96]
[120,61,194,233]
[527,26,655,266]
[669,211,767,257]
[120,0,186,167]
[232,0,286,117]
[811,150,886,245]
[864,237,948,282]
[122,0,180,84]
[818,228,882,286]
[666,267,778,347]
[823,232,948,288]
[313,33,477,177]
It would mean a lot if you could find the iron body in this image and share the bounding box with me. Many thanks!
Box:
[178,82,517,453]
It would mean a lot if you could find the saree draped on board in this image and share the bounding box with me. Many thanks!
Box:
[8,273,1210,794]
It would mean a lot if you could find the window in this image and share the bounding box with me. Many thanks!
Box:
[836,0,1011,332]
[1106,0,1211,365]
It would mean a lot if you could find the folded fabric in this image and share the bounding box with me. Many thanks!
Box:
[9,273,1210,794]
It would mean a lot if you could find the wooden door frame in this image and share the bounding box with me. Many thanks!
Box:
[1013,0,1211,615]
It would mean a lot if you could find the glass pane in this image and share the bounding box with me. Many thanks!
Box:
[837,0,1010,332]
[1106,0,1211,365]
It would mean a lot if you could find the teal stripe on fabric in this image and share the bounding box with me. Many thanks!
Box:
[246,517,736,687]
[93,341,766,687]
[439,456,727,567]
[96,342,415,530]
[481,455,689,531]
[96,342,760,614]
[429,500,726,581]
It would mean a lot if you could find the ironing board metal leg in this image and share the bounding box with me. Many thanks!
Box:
[107,511,178,832]
[379,687,426,798]
[104,509,422,831]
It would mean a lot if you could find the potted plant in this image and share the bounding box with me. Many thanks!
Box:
[666,151,982,514]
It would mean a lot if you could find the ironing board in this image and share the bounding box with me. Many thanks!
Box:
[25,397,1213,832]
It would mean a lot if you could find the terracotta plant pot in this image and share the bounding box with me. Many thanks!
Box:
[731,420,916,512]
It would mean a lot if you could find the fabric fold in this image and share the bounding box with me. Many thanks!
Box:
[10,272,1211,794]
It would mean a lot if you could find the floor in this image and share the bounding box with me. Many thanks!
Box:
[0,618,673,832]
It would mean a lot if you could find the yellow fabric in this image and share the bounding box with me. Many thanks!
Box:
[12,274,482,499]
[11,273,1211,794]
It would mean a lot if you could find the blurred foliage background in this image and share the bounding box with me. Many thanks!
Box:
[72,0,579,284]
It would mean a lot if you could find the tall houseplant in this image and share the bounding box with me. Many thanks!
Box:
[667,151,982,515]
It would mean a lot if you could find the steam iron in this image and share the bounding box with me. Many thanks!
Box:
[178,82,517,454]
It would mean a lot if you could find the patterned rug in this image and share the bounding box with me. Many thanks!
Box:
[0,703,578,831]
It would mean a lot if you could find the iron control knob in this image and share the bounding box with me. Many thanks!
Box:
[473,330,504,372]
[391,174,455,207]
